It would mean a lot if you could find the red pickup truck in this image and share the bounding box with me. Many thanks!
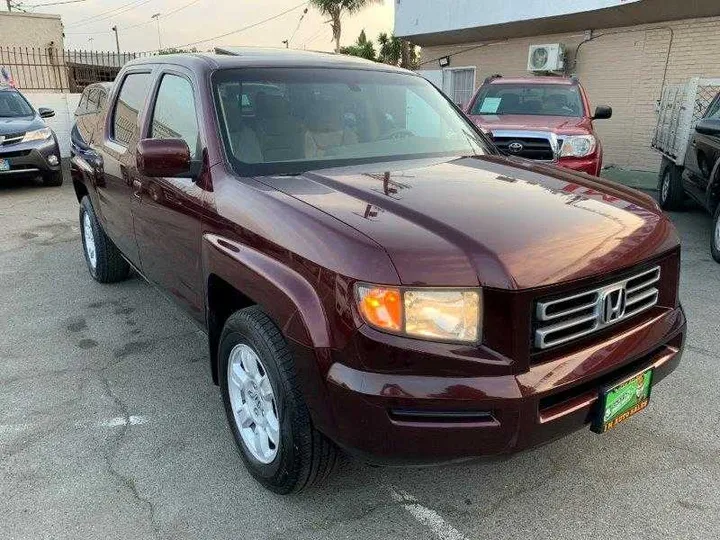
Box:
[71,50,684,494]
[465,75,612,176]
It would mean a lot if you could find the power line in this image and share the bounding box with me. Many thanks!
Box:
[299,26,327,49]
[65,0,205,37]
[287,2,309,46]
[65,0,154,28]
[21,0,87,8]
[167,1,307,50]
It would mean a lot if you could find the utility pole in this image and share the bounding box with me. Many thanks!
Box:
[6,0,12,12]
[151,13,162,51]
[111,25,120,55]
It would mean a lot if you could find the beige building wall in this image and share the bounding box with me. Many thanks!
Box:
[0,11,64,49]
[0,12,66,91]
[420,16,720,172]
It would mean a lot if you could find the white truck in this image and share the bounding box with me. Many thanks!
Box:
[652,77,720,261]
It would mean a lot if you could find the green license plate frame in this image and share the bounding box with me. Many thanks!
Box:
[591,367,654,434]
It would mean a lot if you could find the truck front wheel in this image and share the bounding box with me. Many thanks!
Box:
[658,158,685,211]
[219,306,338,494]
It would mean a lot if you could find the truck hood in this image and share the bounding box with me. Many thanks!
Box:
[468,114,592,135]
[260,156,678,289]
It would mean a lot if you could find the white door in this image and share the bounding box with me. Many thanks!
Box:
[442,68,476,110]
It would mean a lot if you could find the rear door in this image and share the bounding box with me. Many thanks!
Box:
[94,70,154,266]
[131,69,207,321]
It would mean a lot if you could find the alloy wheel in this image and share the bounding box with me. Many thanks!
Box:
[661,170,670,204]
[83,212,97,269]
[227,344,280,464]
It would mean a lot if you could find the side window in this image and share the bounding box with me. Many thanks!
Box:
[97,89,107,111]
[86,88,99,113]
[706,95,720,120]
[112,72,153,147]
[150,74,200,159]
[75,88,90,116]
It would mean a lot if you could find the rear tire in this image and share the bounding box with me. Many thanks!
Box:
[711,204,720,263]
[42,170,63,187]
[657,158,685,211]
[79,196,131,283]
[219,306,338,494]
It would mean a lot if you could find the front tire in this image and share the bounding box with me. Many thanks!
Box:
[79,196,131,283]
[219,306,338,494]
[658,158,685,211]
[42,170,64,187]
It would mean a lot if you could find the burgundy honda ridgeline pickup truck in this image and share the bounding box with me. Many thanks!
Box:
[71,50,685,494]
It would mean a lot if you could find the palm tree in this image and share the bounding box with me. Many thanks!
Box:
[339,29,376,60]
[310,0,381,53]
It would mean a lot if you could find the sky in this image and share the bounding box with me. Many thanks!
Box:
[28,0,395,53]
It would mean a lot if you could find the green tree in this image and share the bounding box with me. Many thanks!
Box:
[377,32,419,69]
[310,0,381,53]
[339,29,376,60]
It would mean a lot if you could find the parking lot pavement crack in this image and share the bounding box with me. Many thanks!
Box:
[98,373,160,538]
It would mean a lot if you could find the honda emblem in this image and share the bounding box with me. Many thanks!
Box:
[601,286,627,324]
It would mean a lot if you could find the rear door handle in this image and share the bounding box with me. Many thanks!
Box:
[132,179,142,199]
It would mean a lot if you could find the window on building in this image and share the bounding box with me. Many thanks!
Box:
[112,72,152,146]
[442,68,476,110]
[150,74,200,159]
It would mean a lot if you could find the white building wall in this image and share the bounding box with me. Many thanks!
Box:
[24,92,82,157]
[395,0,642,37]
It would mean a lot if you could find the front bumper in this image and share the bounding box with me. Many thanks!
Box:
[0,137,61,177]
[556,156,602,176]
[320,306,685,464]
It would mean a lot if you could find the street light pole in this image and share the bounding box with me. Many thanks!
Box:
[151,13,162,51]
[111,25,121,55]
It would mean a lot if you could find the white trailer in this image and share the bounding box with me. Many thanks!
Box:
[652,77,720,262]
[652,77,720,166]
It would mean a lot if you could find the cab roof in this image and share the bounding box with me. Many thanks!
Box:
[125,48,412,75]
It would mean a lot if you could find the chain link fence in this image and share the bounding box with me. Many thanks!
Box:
[0,47,151,92]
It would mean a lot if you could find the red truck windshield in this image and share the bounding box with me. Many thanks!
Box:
[212,68,487,175]
[469,83,584,117]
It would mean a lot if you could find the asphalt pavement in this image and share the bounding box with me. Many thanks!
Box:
[1,170,718,540]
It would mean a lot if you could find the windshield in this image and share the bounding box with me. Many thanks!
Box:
[0,90,34,118]
[469,83,584,117]
[213,68,488,175]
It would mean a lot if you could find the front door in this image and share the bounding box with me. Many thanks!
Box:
[683,93,720,204]
[131,70,207,322]
[94,70,154,266]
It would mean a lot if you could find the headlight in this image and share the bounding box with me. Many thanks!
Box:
[559,135,596,158]
[355,284,482,343]
[21,127,52,143]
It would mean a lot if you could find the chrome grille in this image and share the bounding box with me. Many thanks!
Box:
[534,267,661,349]
[0,132,25,146]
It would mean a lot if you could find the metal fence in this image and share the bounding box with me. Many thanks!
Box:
[0,47,152,92]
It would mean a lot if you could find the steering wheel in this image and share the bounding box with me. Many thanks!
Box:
[380,129,414,141]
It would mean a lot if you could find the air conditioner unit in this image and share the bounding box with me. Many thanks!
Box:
[527,44,565,73]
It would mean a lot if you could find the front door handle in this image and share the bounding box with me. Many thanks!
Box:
[132,179,143,199]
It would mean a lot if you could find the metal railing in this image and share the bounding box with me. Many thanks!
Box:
[0,47,152,92]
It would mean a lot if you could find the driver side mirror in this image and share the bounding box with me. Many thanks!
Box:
[695,118,720,137]
[38,107,55,118]
[593,105,612,120]
[137,138,193,178]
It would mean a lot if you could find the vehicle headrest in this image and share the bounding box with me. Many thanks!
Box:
[306,97,343,133]
[255,92,290,119]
